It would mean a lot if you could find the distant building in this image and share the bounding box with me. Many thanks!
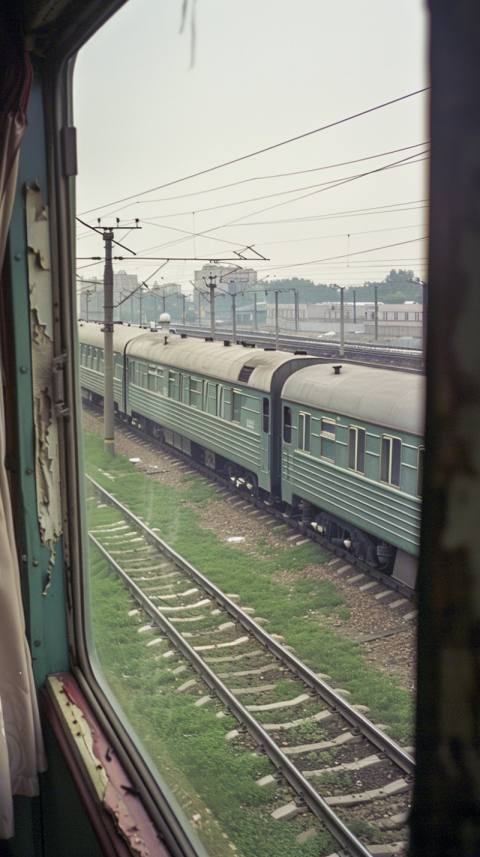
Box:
[114,269,137,303]
[364,303,423,337]
[194,264,257,295]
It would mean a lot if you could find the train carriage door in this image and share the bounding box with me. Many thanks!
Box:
[261,396,270,473]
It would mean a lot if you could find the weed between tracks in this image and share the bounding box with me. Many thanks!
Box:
[84,432,413,741]
[89,545,336,857]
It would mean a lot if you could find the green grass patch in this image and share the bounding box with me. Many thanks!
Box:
[84,431,414,740]
[88,545,337,857]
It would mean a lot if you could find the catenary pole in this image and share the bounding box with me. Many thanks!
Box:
[103,229,115,456]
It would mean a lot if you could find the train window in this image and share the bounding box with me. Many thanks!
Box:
[380,435,402,487]
[168,370,176,398]
[217,384,224,418]
[190,377,202,409]
[231,390,241,422]
[298,412,311,452]
[417,446,425,497]
[348,427,366,474]
[263,397,269,433]
[283,406,292,443]
[320,418,336,462]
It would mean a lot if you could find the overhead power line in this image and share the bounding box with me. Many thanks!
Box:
[78,87,429,217]
[265,236,429,273]
[89,142,429,211]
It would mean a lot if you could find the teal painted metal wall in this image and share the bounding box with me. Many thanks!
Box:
[7,75,69,688]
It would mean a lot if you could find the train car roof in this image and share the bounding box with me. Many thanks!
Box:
[78,322,320,392]
[282,363,425,436]
[78,322,147,348]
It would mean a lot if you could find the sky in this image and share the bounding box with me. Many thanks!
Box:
[74,0,429,299]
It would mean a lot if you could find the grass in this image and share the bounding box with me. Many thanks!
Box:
[84,431,414,741]
[88,542,337,857]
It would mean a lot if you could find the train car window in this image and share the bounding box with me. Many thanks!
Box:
[380,435,402,487]
[262,397,269,433]
[297,412,311,452]
[417,446,425,497]
[69,3,429,854]
[320,418,336,461]
[348,426,366,473]
[190,377,202,409]
[168,370,176,398]
[283,406,292,443]
[217,384,224,418]
[231,390,241,422]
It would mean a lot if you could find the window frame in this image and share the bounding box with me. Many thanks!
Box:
[348,425,366,474]
[297,411,311,453]
[320,417,336,462]
[283,405,292,443]
[380,434,402,488]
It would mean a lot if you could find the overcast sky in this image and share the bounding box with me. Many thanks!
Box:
[74,0,429,297]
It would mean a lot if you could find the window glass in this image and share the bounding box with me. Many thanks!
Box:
[348,427,356,470]
[168,370,176,398]
[357,427,366,473]
[417,446,425,496]
[321,418,335,435]
[391,437,402,487]
[232,390,241,422]
[381,436,391,482]
[297,412,311,452]
[75,3,427,853]
[262,397,269,433]
[380,435,402,486]
[320,418,335,461]
[348,426,366,473]
[298,413,304,449]
[283,406,291,443]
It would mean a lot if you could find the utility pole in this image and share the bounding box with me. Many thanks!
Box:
[329,284,345,357]
[294,290,299,332]
[353,289,356,324]
[228,281,237,344]
[374,285,378,341]
[339,287,345,357]
[103,229,115,456]
[253,293,257,331]
[203,273,217,339]
[275,290,279,350]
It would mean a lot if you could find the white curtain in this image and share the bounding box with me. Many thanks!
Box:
[0,46,47,836]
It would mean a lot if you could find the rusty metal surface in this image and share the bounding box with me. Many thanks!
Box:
[46,672,170,857]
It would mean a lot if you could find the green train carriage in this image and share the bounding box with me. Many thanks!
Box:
[281,363,425,587]
[78,321,324,499]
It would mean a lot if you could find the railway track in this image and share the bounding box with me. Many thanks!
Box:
[87,475,414,857]
[164,325,423,372]
[82,320,423,372]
